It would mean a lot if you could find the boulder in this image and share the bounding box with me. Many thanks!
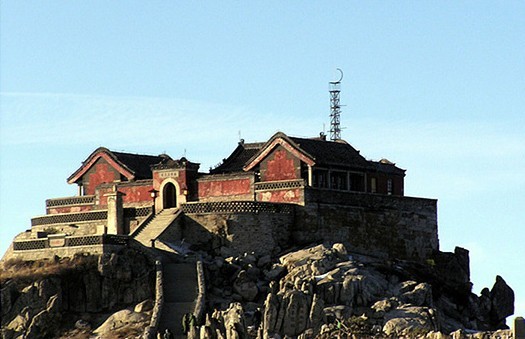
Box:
[222,303,246,339]
[332,243,348,256]
[401,282,433,307]
[93,308,148,335]
[257,255,272,268]
[308,293,324,331]
[233,270,258,301]
[75,319,91,330]
[134,299,154,313]
[383,305,437,336]
[371,298,397,314]
[264,265,286,281]
[25,295,61,339]
[263,292,280,333]
[490,275,514,326]
[281,290,310,336]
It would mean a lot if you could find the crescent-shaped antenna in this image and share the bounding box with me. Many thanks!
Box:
[336,68,343,83]
[330,68,344,84]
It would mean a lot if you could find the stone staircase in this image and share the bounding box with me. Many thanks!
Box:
[158,261,198,338]
[133,208,180,247]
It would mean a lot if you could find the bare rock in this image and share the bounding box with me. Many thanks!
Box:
[340,269,387,307]
[424,330,451,339]
[134,299,154,313]
[401,282,433,307]
[308,293,324,331]
[490,275,514,326]
[383,305,437,336]
[75,319,91,330]
[257,255,272,268]
[264,264,286,281]
[242,253,257,266]
[25,295,61,339]
[263,292,280,333]
[281,290,310,337]
[332,243,348,256]
[93,308,148,335]
[395,280,418,294]
[222,303,246,339]
[1,280,17,318]
[6,310,29,333]
[233,270,258,301]
[371,298,397,314]
[279,244,339,275]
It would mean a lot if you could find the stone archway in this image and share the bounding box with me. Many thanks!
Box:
[163,182,177,209]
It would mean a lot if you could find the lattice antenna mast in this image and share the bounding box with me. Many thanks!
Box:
[329,68,343,141]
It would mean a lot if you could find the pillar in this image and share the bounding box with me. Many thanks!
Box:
[105,190,124,235]
[515,317,525,339]
[307,165,313,187]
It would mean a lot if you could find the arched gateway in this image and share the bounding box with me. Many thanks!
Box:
[162,182,177,209]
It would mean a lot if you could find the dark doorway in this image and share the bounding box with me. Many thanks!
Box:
[163,183,177,209]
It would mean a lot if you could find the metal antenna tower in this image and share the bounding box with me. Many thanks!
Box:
[329,68,343,141]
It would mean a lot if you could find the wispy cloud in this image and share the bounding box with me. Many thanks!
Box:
[348,117,525,199]
[2,91,524,191]
[0,92,321,168]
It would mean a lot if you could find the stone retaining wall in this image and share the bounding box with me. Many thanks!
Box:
[294,188,438,260]
[8,244,124,261]
[183,208,294,256]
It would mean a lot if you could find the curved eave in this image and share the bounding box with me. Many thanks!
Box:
[243,132,316,171]
[67,147,135,184]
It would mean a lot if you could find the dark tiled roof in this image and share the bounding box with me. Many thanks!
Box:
[110,151,168,179]
[211,142,264,174]
[288,136,375,170]
[371,159,406,176]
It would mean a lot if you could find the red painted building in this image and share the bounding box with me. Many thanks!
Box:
[15,131,439,263]
[50,132,405,216]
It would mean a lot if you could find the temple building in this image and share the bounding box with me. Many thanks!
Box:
[61,131,405,216]
[9,131,438,262]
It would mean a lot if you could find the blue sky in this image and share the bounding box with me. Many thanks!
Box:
[1,1,524,320]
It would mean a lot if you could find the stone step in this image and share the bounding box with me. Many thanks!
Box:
[133,209,181,246]
[158,262,199,336]
[158,301,195,336]
[164,263,197,302]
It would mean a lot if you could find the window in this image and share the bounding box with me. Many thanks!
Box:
[387,179,393,195]
[371,177,377,193]
[330,171,348,190]
[313,169,328,188]
[349,173,365,192]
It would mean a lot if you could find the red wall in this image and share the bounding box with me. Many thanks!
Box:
[119,185,153,204]
[198,177,252,199]
[96,186,112,206]
[153,171,188,191]
[260,147,300,182]
[47,205,93,214]
[256,188,303,203]
[83,159,118,195]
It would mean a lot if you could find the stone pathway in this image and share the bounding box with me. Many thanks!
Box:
[158,261,198,338]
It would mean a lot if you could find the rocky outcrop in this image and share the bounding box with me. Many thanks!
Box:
[0,248,155,339]
[490,275,515,328]
[1,242,515,338]
[197,243,515,338]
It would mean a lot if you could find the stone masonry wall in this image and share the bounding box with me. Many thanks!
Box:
[182,212,293,256]
[294,188,438,261]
